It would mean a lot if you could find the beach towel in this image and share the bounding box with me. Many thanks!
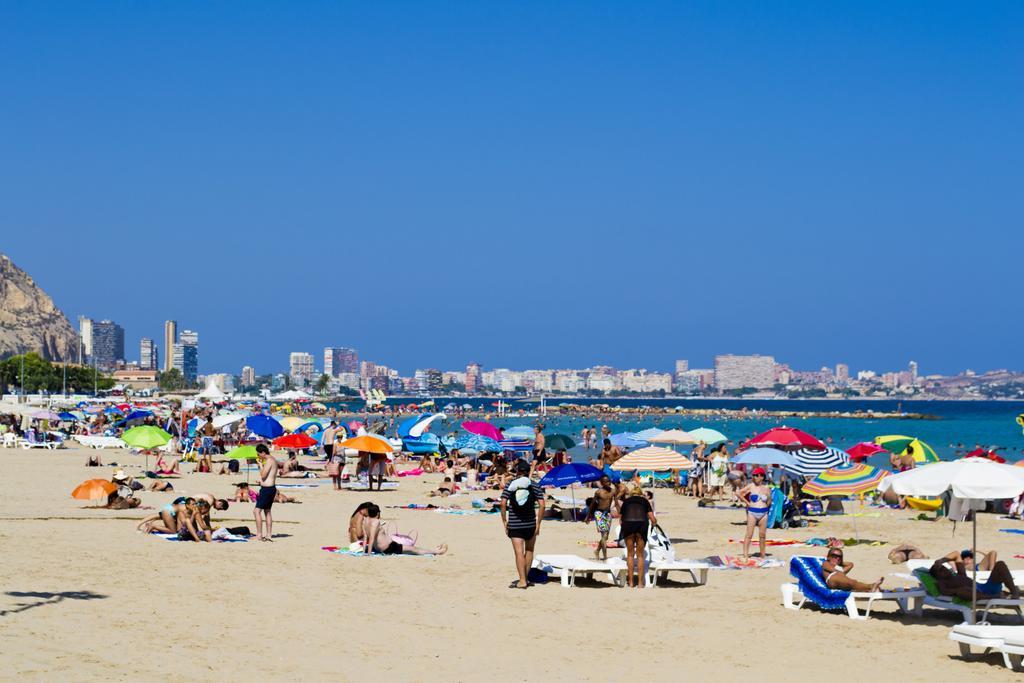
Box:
[1000,528,1024,535]
[703,555,784,570]
[396,468,423,477]
[153,533,247,543]
[321,546,433,557]
[727,539,804,547]
[275,484,319,488]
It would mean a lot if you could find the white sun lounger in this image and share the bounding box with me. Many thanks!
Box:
[780,583,926,621]
[533,555,625,587]
[903,562,1024,623]
[949,624,1024,670]
[648,559,713,587]
[74,435,125,449]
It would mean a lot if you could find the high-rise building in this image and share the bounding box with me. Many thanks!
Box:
[140,338,158,370]
[465,362,482,393]
[241,366,256,387]
[909,361,919,385]
[90,320,125,371]
[77,316,94,363]
[360,361,376,378]
[289,352,315,386]
[835,363,850,383]
[163,320,177,372]
[324,347,358,376]
[675,359,689,375]
[172,329,199,385]
[713,354,776,391]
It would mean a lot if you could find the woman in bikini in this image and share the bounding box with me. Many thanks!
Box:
[737,467,772,559]
[362,504,447,555]
[821,548,883,592]
[136,497,193,534]
[348,501,373,543]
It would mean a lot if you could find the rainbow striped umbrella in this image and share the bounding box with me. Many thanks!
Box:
[802,462,888,497]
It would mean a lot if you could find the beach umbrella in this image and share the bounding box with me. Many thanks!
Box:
[338,435,393,455]
[609,432,647,448]
[273,433,318,450]
[212,412,247,429]
[122,426,172,449]
[71,479,117,501]
[539,463,605,513]
[544,434,576,451]
[879,458,1024,621]
[246,414,284,439]
[58,411,80,422]
[226,445,261,484]
[964,448,1006,464]
[732,447,798,468]
[802,462,888,497]
[847,442,887,461]
[648,429,697,446]
[30,409,62,421]
[452,433,503,453]
[461,421,503,442]
[610,446,693,472]
[687,427,728,445]
[278,416,306,432]
[502,426,536,439]
[786,447,850,478]
[748,426,825,450]
[874,435,939,464]
[631,428,665,441]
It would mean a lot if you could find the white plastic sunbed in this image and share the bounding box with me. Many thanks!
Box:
[780,583,926,621]
[533,555,625,587]
[647,559,714,587]
[903,560,1024,624]
[74,435,125,449]
[949,624,1024,670]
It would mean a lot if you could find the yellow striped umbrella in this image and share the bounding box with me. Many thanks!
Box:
[802,462,888,497]
[610,446,693,471]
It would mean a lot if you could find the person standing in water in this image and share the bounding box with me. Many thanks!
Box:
[737,467,771,559]
[254,443,278,542]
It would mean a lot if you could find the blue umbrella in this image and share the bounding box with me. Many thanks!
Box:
[58,411,80,422]
[609,432,647,448]
[732,447,798,468]
[122,409,154,423]
[452,433,502,453]
[246,414,284,439]
[539,463,605,488]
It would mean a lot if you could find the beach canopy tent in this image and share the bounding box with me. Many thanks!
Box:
[874,435,939,464]
[786,447,850,478]
[648,429,697,446]
[687,427,728,445]
[270,389,312,401]
[732,447,798,468]
[610,446,693,471]
[748,427,825,450]
[198,378,228,401]
[879,458,1024,620]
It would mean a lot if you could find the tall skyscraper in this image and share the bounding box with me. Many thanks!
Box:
[241,366,256,387]
[675,359,689,375]
[163,320,177,372]
[713,354,775,391]
[323,347,358,377]
[140,338,158,370]
[77,316,94,363]
[90,320,125,371]
[908,360,919,385]
[835,363,850,383]
[172,329,198,384]
[465,362,482,393]
[289,352,315,386]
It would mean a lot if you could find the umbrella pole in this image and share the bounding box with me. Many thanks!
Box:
[972,509,977,624]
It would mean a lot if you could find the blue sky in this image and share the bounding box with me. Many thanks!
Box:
[2,2,1021,376]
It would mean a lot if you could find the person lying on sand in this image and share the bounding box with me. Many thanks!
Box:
[86,454,103,467]
[279,452,304,475]
[137,497,195,534]
[821,548,883,592]
[429,477,457,497]
[103,492,141,509]
[362,504,446,555]
[931,549,1021,600]
[233,482,256,503]
[148,480,174,492]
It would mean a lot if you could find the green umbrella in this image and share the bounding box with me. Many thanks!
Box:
[226,445,261,484]
[544,434,576,451]
[687,427,728,445]
[122,426,172,449]
[874,435,939,463]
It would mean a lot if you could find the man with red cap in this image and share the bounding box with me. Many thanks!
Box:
[737,467,772,559]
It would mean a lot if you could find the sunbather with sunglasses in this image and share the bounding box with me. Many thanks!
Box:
[821,548,883,592]
[930,549,1021,600]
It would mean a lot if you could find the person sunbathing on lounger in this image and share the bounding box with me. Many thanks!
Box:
[931,549,1021,600]
[362,504,446,555]
[821,548,883,592]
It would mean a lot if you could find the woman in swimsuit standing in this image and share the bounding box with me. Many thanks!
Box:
[738,467,772,559]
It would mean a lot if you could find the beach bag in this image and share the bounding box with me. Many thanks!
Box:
[646,524,675,563]
[327,460,341,477]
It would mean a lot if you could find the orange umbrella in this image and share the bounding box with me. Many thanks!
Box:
[338,435,393,455]
[72,479,117,500]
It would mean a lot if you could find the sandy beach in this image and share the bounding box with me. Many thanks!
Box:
[1,446,1020,681]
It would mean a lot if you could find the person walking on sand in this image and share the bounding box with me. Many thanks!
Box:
[254,443,278,542]
[501,460,545,589]
[737,467,771,559]
[585,475,616,560]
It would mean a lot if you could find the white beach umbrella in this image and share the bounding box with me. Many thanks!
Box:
[647,429,697,446]
[879,458,1024,621]
[212,412,248,430]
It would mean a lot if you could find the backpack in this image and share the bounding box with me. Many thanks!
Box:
[508,481,536,513]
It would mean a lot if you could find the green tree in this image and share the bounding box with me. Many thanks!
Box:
[158,368,186,392]
[314,374,331,395]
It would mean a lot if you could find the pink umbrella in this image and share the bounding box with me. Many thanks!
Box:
[462,421,503,442]
[347,420,364,432]
[847,442,887,461]
[747,426,825,450]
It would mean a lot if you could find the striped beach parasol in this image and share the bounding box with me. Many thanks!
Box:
[874,435,939,463]
[786,447,850,478]
[610,446,693,471]
[802,462,888,497]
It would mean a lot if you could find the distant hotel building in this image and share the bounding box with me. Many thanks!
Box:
[290,352,315,386]
[77,316,93,363]
[465,362,482,393]
[140,337,158,370]
[835,363,850,383]
[90,320,125,371]
[714,354,775,391]
[324,347,358,377]
[172,329,198,385]
[241,365,256,387]
[163,320,177,372]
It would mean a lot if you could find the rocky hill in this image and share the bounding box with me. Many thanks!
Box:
[0,252,80,362]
